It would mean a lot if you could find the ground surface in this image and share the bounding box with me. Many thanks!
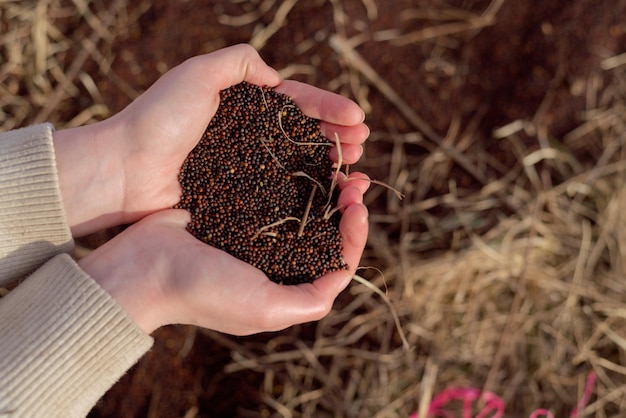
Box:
[89,1,624,416]
[84,2,624,416]
[3,0,626,417]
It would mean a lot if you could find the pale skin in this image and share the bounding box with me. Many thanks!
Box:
[53,44,370,335]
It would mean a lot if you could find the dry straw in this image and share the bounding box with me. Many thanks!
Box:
[0,0,145,130]
[213,1,626,417]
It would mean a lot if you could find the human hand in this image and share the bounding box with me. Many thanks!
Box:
[53,44,369,237]
[78,172,369,335]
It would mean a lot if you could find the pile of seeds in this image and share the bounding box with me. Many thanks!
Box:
[174,82,348,285]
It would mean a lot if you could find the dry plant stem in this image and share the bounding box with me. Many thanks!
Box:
[323,205,343,221]
[261,394,293,418]
[602,52,626,70]
[329,0,348,40]
[330,35,438,141]
[350,274,410,351]
[418,359,439,418]
[218,0,276,26]
[329,34,488,186]
[359,0,378,20]
[298,185,317,237]
[482,199,539,395]
[262,91,332,203]
[278,105,333,147]
[291,172,327,195]
[223,340,407,373]
[390,17,495,46]
[392,0,506,45]
[258,84,270,111]
[483,0,508,21]
[323,133,343,219]
[34,0,126,124]
[344,176,405,200]
[400,7,484,21]
[258,137,286,171]
[251,216,301,241]
[249,0,298,50]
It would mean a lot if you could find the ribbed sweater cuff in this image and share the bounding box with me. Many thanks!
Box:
[0,123,73,283]
[0,254,154,418]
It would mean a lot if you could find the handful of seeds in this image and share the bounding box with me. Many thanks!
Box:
[174,82,348,285]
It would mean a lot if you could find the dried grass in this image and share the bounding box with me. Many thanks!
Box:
[210,2,626,417]
[212,65,626,415]
[0,0,145,130]
[3,0,626,417]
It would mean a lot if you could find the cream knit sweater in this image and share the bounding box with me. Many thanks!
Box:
[0,124,153,417]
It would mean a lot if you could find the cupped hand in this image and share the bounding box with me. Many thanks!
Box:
[54,44,368,237]
[78,172,370,335]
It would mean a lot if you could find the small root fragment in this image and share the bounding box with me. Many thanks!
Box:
[258,136,286,171]
[251,216,301,241]
[291,171,327,195]
[343,176,406,200]
[351,273,410,351]
[217,0,276,26]
[278,105,333,147]
[258,85,270,111]
[324,204,344,221]
[298,185,317,237]
[324,132,343,215]
[369,179,405,200]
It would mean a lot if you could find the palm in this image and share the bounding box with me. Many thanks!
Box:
[85,175,368,334]
[130,210,278,334]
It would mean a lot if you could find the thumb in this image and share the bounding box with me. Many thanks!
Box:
[183,43,282,91]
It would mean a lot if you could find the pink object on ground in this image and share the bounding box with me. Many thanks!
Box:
[409,372,596,418]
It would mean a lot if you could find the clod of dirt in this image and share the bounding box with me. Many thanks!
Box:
[174,82,348,285]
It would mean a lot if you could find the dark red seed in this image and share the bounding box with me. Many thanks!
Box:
[173,82,347,285]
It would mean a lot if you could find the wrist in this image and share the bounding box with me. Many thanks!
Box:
[78,247,166,334]
[53,119,126,237]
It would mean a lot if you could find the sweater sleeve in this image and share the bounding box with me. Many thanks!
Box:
[0,124,154,417]
[0,254,153,418]
[0,123,73,285]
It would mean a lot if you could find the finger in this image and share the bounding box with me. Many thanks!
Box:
[339,172,371,194]
[338,202,368,271]
[329,143,363,164]
[321,122,369,145]
[337,185,364,210]
[308,201,369,296]
[274,80,365,126]
[180,44,282,93]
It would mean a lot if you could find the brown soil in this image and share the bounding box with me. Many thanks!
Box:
[47,0,623,416]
